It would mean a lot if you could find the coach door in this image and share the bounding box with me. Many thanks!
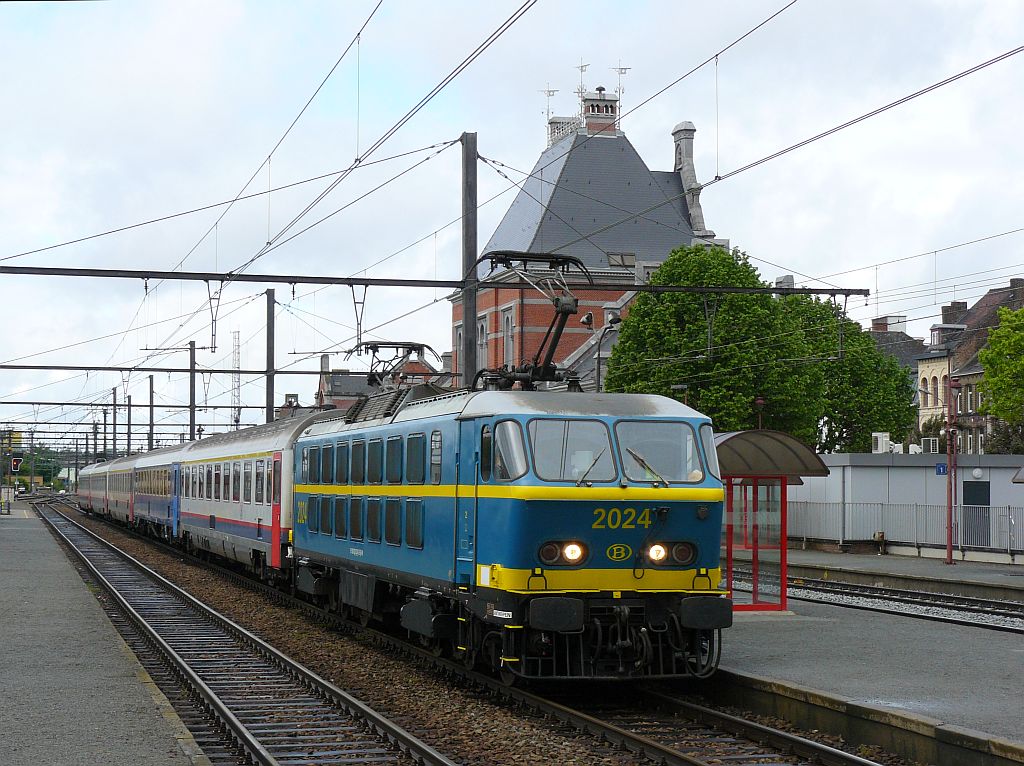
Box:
[128,469,136,524]
[270,453,283,569]
[170,463,180,537]
[454,420,478,587]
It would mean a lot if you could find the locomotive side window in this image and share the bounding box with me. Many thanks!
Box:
[406,434,425,484]
[349,498,364,540]
[320,496,333,536]
[386,437,403,484]
[309,496,320,533]
[254,460,265,504]
[232,462,241,502]
[700,424,721,479]
[429,431,442,484]
[301,447,309,482]
[528,419,615,483]
[334,496,348,538]
[368,440,383,484]
[480,426,493,481]
[322,444,334,484]
[494,420,528,481]
[214,464,222,500]
[615,420,704,483]
[243,462,253,503]
[309,447,320,483]
[351,441,366,484]
[336,443,349,484]
[366,498,381,542]
[384,498,401,545]
[406,500,423,549]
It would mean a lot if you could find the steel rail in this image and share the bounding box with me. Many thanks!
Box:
[39,501,458,766]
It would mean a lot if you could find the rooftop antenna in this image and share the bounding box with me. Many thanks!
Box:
[575,59,590,119]
[610,61,630,128]
[539,83,558,124]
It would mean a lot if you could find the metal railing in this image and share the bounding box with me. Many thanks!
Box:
[788,501,1024,555]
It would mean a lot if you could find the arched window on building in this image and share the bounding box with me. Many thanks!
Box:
[932,376,940,407]
[502,311,514,366]
[454,327,463,383]
[920,377,929,407]
[478,318,488,368]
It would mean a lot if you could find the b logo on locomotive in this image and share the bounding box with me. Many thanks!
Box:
[605,543,633,561]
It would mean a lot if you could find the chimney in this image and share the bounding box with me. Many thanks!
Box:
[871,315,907,333]
[1010,278,1024,311]
[582,86,618,136]
[775,275,795,290]
[941,301,968,324]
[672,121,715,239]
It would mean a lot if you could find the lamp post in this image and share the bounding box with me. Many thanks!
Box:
[945,375,961,565]
[594,315,621,392]
[754,395,766,429]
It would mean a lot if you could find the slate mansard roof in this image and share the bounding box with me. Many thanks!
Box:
[482,131,698,272]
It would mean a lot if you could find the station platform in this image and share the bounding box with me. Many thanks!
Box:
[725,548,1024,746]
[0,503,207,766]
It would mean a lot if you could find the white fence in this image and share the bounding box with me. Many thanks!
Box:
[788,501,1024,554]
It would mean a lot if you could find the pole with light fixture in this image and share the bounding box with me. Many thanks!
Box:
[945,373,961,565]
[594,314,621,392]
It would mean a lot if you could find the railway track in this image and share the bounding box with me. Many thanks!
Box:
[36,502,456,766]
[733,566,1024,633]
[49,499,894,766]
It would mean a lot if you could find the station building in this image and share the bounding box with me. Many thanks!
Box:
[449,87,726,389]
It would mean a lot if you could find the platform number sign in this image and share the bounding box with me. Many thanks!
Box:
[11,457,23,472]
[935,463,948,476]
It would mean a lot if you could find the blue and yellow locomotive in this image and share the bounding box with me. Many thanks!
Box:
[291,387,731,681]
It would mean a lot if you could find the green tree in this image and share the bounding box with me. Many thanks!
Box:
[979,306,1024,424]
[605,244,915,452]
[986,421,1024,454]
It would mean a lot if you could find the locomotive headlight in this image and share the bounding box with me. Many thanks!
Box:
[539,542,561,565]
[647,543,668,563]
[562,542,585,563]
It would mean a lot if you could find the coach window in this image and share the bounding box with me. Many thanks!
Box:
[183,467,189,498]
[494,420,528,481]
[272,459,282,505]
[207,466,214,499]
[254,460,265,504]
[385,498,401,545]
[351,441,366,484]
[320,496,333,536]
[243,462,253,503]
[309,446,320,484]
[429,431,442,484]
[301,447,309,483]
[366,498,381,542]
[334,496,348,539]
[198,466,205,498]
[214,464,222,500]
[368,439,383,484]
[349,498,364,541]
[308,496,320,533]
[223,462,231,501]
[337,442,349,484]
[406,434,425,484]
[406,499,423,549]
[386,437,403,484]
[322,444,334,484]
[480,425,493,481]
[232,462,241,501]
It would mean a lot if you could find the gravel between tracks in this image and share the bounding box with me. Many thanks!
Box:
[66,513,639,766]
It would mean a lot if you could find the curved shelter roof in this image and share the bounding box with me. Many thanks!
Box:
[714,430,828,481]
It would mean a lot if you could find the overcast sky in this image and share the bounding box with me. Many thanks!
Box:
[2,0,1022,448]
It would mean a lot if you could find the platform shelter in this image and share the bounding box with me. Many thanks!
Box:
[715,430,829,611]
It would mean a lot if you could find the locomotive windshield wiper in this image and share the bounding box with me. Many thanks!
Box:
[576,448,606,486]
[625,447,667,487]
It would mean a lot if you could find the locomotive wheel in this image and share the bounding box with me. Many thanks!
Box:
[498,665,518,687]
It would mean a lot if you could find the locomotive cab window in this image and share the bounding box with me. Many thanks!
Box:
[615,420,704,483]
[494,420,528,481]
[528,419,615,483]
[699,423,721,479]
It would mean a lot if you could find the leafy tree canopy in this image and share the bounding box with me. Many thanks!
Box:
[604,244,916,452]
[979,306,1024,424]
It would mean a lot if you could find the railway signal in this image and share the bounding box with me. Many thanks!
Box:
[11,457,22,472]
